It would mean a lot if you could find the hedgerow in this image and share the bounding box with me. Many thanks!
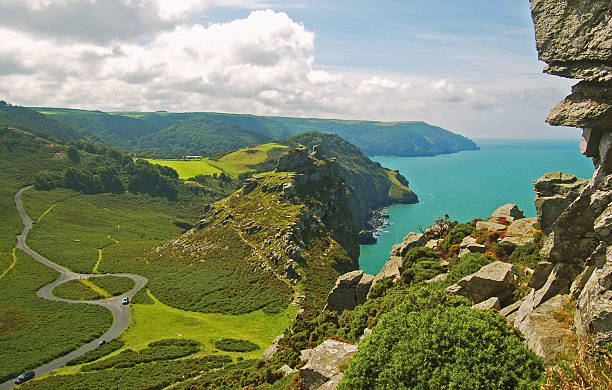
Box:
[66,340,125,366]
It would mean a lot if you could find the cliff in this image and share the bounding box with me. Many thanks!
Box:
[524,0,611,347]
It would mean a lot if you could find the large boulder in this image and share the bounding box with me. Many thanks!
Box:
[324,270,363,312]
[324,271,374,312]
[299,340,358,390]
[262,334,284,361]
[371,255,403,287]
[476,220,507,232]
[390,232,427,257]
[514,294,577,359]
[489,204,525,223]
[575,245,612,346]
[534,172,588,235]
[445,261,515,305]
[506,217,539,237]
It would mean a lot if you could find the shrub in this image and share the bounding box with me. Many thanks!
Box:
[368,277,393,299]
[66,340,125,366]
[339,306,544,390]
[447,253,496,283]
[214,338,259,352]
[509,242,542,269]
[440,222,476,252]
[494,241,516,259]
[402,246,438,264]
[402,260,445,285]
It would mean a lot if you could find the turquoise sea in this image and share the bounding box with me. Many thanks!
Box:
[359,138,595,274]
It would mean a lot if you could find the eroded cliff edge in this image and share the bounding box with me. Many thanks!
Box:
[523,0,611,347]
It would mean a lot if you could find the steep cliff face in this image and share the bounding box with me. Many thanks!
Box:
[526,0,611,346]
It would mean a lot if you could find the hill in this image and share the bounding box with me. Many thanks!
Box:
[33,106,478,158]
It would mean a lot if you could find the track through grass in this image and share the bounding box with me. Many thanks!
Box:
[0,247,18,281]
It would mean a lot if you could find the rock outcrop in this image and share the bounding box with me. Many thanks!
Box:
[299,340,358,390]
[445,261,516,306]
[534,172,588,235]
[324,270,374,312]
[527,0,612,349]
[390,232,427,257]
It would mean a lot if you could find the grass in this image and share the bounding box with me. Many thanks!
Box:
[146,142,288,179]
[144,158,223,179]
[119,291,296,360]
[0,250,112,383]
[51,276,135,301]
[24,189,192,273]
[65,340,125,366]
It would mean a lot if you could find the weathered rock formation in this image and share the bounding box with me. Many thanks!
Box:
[534,172,588,235]
[299,340,358,390]
[522,0,612,349]
[390,232,427,257]
[324,270,374,312]
[445,261,516,306]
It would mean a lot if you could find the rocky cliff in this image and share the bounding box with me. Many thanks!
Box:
[523,0,611,347]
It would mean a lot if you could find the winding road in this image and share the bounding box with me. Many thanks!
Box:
[0,187,147,390]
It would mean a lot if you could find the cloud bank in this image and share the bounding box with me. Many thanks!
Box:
[0,1,577,138]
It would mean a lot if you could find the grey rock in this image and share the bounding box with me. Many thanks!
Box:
[358,327,372,343]
[466,242,486,253]
[278,364,297,376]
[500,236,535,246]
[460,235,477,248]
[371,255,403,288]
[534,172,588,235]
[570,242,608,297]
[472,296,501,310]
[319,373,343,390]
[528,261,554,290]
[514,294,577,359]
[575,245,612,346]
[425,273,448,284]
[425,239,440,249]
[390,232,427,257]
[324,270,365,313]
[507,217,539,237]
[594,204,612,241]
[515,262,581,325]
[300,340,358,390]
[356,273,374,305]
[476,221,507,232]
[300,349,312,362]
[489,203,525,223]
[458,248,470,258]
[275,147,315,172]
[262,344,277,362]
[500,299,524,318]
[445,261,515,305]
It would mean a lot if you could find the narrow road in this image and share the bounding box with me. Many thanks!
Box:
[0,187,148,390]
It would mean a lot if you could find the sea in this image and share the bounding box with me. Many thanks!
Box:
[358,138,595,274]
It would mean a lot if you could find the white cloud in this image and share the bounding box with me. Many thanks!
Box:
[0,7,580,139]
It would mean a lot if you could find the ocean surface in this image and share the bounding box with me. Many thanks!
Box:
[359,138,595,274]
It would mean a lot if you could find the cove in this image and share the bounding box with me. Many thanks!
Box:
[359,138,595,275]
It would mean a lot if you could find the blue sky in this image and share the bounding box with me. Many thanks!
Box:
[0,0,580,139]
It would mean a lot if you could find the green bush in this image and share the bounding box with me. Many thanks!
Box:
[402,260,445,285]
[439,221,476,252]
[66,340,125,366]
[339,306,544,390]
[214,338,259,352]
[368,277,394,299]
[494,241,516,259]
[402,246,438,264]
[509,242,542,269]
[447,253,496,284]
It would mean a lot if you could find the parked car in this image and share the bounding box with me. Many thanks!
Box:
[121,297,129,305]
[15,371,35,384]
[99,340,107,346]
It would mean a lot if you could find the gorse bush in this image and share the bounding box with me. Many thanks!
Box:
[66,340,125,366]
[214,338,260,352]
[439,221,476,252]
[339,306,544,390]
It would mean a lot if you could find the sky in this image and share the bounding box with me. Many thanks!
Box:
[0,0,581,139]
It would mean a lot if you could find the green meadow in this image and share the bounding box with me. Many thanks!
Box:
[146,142,288,179]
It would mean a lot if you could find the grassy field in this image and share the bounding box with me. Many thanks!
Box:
[145,142,288,179]
[0,250,112,383]
[23,189,193,273]
[121,291,296,360]
[51,276,135,300]
[143,158,223,179]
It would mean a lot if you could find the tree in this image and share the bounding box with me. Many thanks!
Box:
[66,145,80,163]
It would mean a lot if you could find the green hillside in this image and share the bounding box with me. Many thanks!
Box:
[32,106,478,158]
